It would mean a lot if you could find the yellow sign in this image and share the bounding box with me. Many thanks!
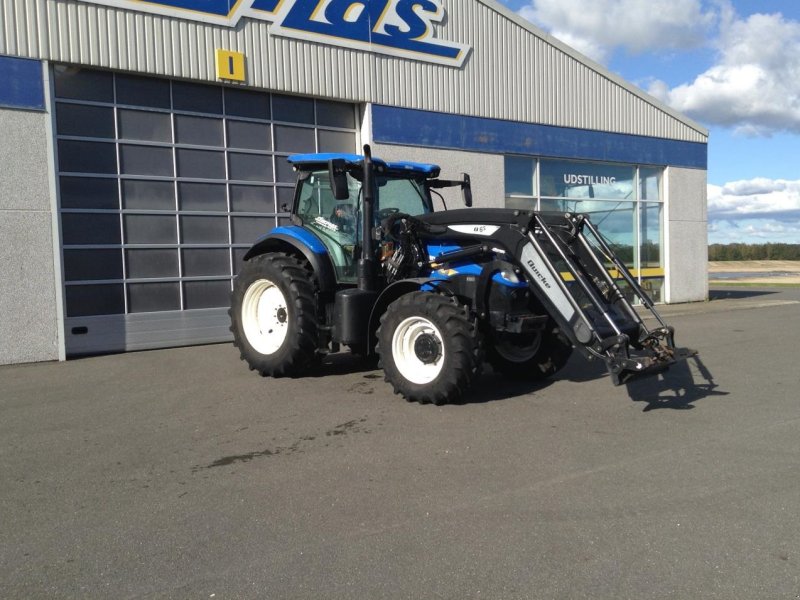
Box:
[215,49,246,82]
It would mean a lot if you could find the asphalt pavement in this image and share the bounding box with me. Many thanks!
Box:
[1,287,799,599]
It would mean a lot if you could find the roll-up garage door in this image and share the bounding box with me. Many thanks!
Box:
[53,66,358,356]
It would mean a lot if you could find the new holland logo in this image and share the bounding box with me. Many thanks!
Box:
[78,0,471,67]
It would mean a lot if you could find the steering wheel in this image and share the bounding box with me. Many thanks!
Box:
[377,207,400,221]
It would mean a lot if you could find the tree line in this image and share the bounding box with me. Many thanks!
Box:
[709,243,800,261]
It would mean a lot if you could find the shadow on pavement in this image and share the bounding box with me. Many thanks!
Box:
[709,289,778,300]
[304,351,378,377]
[457,372,555,405]
[625,354,728,411]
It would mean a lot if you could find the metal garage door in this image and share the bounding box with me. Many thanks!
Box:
[53,65,358,356]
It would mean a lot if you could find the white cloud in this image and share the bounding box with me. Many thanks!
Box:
[517,0,715,63]
[707,177,800,243]
[708,178,800,219]
[650,10,800,135]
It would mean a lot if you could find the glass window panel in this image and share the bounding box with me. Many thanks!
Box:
[272,94,314,124]
[230,185,274,213]
[63,249,123,281]
[276,186,295,212]
[183,280,232,309]
[504,156,535,196]
[640,202,663,268]
[539,199,570,212]
[176,148,226,180]
[225,88,270,119]
[173,81,222,114]
[226,120,271,150]
[60,177,119,210]
[275,156,295,184]
[180,215,229,244]
[115,74,171,109]
[182,248,231,277]
[640,167,662,202]
[579,200,636,267]
[118,109,172,142]
[126,248,180,279]
[56,104,114,138]
[121,180,175,210]
[640,277,664,304]
[232,248,249,275]
[175,115,223,147]
[53,66,113,102]
[540,160,634,200]
[127,282,180,313]
[274,125,315,153]
[228,152,273,182]
[61,213,121,245]
[123,214,177,244]
[178,182,227,211]
[65,284,124,317]
[232,216,274,244]
[318,129,354,153]
[58,140,117,174]
[505,196,536,211]
[316,100,355,129]
[119,145,173,177]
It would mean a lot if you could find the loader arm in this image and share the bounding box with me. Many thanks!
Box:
[417,208,695,385]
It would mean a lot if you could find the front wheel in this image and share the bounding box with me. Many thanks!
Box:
[229,253,319,377]
[377,292,482,405]
[486,323,573,380]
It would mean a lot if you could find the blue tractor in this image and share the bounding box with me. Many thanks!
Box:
[230,146,692,404]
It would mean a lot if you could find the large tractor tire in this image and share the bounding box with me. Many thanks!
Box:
[486,322,573,380]
[377,291,483,405]
[229,253,319,377]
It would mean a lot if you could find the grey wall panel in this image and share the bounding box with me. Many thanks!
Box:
[372,142,505,210]
[665,167,708,303]
[0,0,706,142]
[0,106,60,365]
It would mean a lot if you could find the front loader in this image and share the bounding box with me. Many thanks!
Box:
[229,146,694,404]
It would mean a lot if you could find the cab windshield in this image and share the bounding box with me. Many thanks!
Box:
[294,170,431,282]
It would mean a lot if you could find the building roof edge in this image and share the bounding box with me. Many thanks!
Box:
[473,0,709,141]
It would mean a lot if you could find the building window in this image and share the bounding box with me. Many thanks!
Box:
[504,156,537,210]
[503,156,664,302]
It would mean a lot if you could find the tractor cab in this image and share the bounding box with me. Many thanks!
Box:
[286,153,469,283]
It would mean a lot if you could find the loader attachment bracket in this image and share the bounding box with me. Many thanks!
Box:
[519,212,697,385]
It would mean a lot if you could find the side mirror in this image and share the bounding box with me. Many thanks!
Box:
[328,158,349,200]
[461,173,472,207]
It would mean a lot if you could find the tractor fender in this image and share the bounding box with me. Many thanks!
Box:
[243,227,336,294]
[366,278,451,353]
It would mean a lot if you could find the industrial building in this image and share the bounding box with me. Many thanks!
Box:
[0,0,708,365]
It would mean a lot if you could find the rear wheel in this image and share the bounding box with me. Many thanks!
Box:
[487,323,572,380]
[229,253,319,377]
[378,292,482,405]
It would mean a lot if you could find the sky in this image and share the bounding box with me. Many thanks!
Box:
[498,0,800,244]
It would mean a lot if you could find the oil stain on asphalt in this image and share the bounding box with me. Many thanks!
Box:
[194,417,370,471]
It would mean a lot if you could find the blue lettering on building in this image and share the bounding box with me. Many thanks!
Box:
[76,0,471,67]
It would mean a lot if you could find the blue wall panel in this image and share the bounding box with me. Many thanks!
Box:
[0,56,44,111]
[372,105,707,169]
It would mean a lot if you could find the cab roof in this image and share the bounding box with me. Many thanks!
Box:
[287,153,441,178]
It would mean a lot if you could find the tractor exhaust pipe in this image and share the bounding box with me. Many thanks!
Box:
[358,144,378,292]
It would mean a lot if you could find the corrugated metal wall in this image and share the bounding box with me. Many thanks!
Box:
[0,0,707,143]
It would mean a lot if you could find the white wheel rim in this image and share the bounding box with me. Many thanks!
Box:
[391,316,446,385]
[241,279,290,355]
